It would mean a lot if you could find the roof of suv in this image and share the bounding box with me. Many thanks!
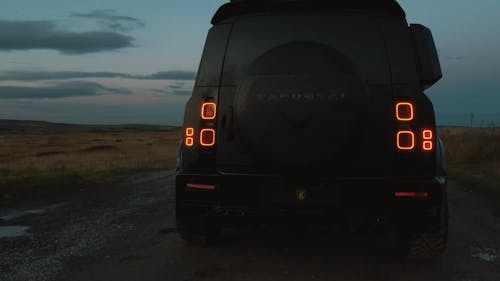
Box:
[212,0,405,24]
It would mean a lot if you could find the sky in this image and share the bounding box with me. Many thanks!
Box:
[0,0,499,126]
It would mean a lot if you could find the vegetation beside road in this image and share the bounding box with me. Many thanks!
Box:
[1,125,498,204]
[0,131,181,198]
[439,127,500,199]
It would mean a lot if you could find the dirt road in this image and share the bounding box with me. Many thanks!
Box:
[1,170,500,281]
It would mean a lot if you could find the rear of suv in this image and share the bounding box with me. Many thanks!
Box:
[176,0,447,259]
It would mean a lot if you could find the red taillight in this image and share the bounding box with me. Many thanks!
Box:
[422,129,433,139]
[395,192,429,198]
[396,102,414,122]
[201,102,217,120]
[184,127,194,147]
[200,129,215,147]
[186,183,216,190]
[423,141,432,151]
[422,129,434,151]
[185,137,194,147]
[394,101,434,153]
[397,131,415,150]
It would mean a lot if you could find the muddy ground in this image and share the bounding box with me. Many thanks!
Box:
[1,170,500,281]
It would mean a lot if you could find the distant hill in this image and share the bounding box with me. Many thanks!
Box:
[0,120,179,134]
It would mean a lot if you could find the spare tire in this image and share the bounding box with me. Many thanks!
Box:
[235,42,369,169]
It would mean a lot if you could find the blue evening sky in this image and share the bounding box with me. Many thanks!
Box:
[0,0,499,126]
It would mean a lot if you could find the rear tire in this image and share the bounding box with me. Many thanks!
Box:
[407,228,447,259]
[406,193,448,259]
[177,217,221,245]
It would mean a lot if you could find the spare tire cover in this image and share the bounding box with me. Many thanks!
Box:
[235,42,369,168]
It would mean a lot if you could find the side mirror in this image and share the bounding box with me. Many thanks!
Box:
[410,24,442,90]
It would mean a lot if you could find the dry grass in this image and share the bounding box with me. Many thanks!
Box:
[2,127,498,199]
[439,127,500,196]
[0,131,181,191]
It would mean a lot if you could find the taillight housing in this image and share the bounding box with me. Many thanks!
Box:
[184,101,217,149]
[422,129,434,151]
[184,127,195,147]
[200,100,217,147]
[397,131,415,150]
[201,102,217,120]
[394,101,434,152]
[200,129,216,147]
[396,102,414,122]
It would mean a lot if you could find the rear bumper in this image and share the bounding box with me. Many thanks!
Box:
[175,171,446,231]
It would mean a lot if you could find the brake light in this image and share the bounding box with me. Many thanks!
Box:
[184,127,194,147]
[185,137,194,147]
[422,129,434,151]
[396,102,414,121]
[397,131,415,150]
[200,129,215,147]
[186,183,216,191]
[395,192,429,198]
[201,102,217,120]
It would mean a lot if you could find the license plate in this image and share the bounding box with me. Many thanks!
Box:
[260,182,340,206]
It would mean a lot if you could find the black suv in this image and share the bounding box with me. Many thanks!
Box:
[176,0,447,259]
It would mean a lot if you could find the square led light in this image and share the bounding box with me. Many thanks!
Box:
[185,137,194,147]
[423,140,433,151]
[200,129,215,147]
[201,102,217,120]
[422,129,433,140]
[397,130,415,150]
[396,102,414,121]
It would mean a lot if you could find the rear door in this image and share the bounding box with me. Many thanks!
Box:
[216,11,399,177]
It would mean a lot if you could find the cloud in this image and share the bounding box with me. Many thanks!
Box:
[0,70,128,81]
[0,70,197,81]
[152,79,194,96]
[71,9,145,33]
[0,81,128,99]
[136,71,197,80]
[170,90,193,96]
[7,60,36,66]
[152,89,170,95]
[152,88,192,96]
[0,20,134,54]
[167,84,184,89]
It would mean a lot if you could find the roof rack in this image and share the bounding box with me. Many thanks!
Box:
[212,0,405,24]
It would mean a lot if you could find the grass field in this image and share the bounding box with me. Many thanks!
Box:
[0,131,181,194]
[1,126,498,202]
[439,127,500,197]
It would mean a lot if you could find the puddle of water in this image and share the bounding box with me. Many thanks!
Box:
[0,226,30,238]
[1,209,47,221]
[470,246,497,263]
[0,202,66,221]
